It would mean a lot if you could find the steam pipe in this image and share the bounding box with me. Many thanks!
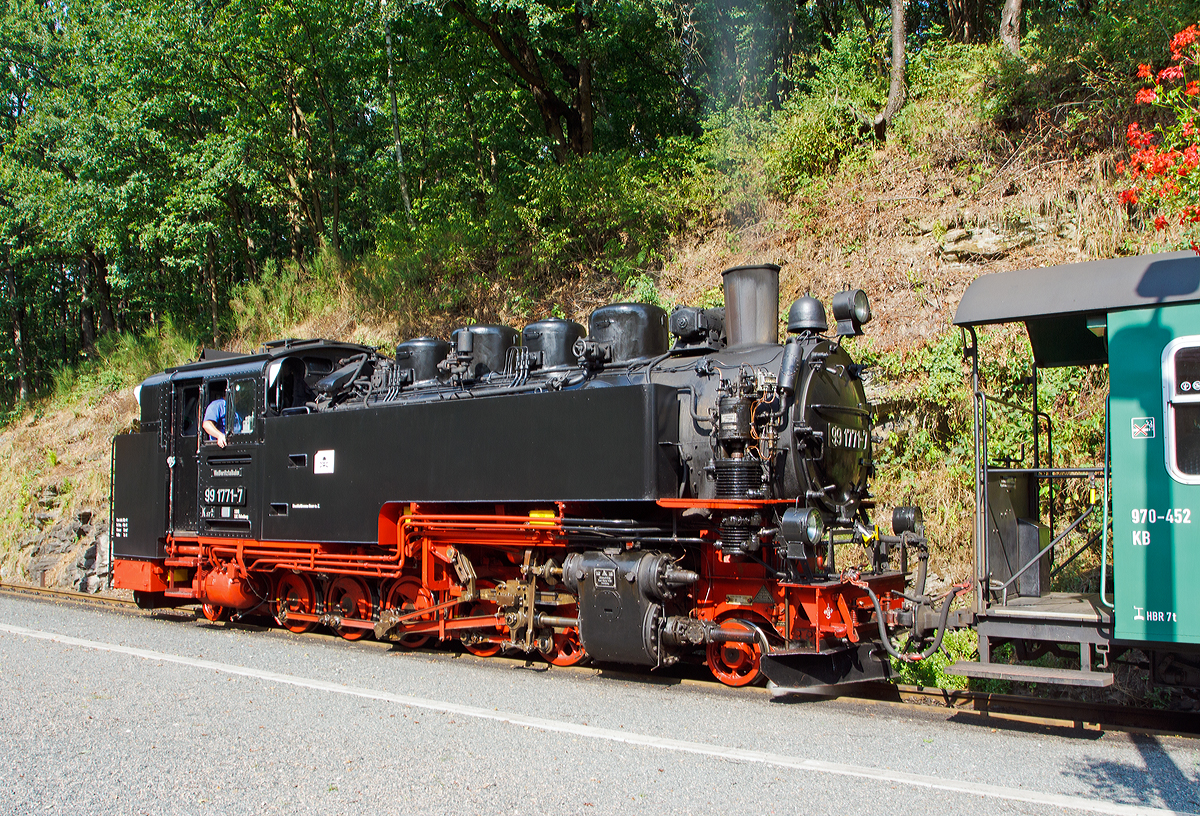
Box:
[850,576,970,663]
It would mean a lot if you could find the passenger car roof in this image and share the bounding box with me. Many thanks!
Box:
[952,251,1200,367]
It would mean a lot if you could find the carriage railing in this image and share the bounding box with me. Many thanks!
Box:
[966,328,1111,614]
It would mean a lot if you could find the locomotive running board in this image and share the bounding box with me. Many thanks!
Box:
[760,643,892,696]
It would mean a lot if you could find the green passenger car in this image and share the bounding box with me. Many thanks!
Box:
[1109,303,1200,644]
[951,250,1200,688]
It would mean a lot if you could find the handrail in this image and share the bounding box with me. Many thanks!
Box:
[985,467,1103,477]
[979,391,1041,417]
[995,506,1095,605]
[1099,393,1114,609]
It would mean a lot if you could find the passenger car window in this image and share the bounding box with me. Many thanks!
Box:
[1163,337,1200,481]
[230,380,256,436]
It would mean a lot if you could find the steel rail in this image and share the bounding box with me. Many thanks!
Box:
[0,581,135,607]
[867,683,1200,736]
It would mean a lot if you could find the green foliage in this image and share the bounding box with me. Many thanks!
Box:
[47,320,197,410]
[765,98,857,197]
[697,108,773,223]
[991,0,1200,132]
[891,627,978,690]
[892,38,1002,156]
[515,145,707,278]
[229,251,348,344]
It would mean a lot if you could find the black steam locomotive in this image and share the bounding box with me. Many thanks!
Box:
[112,264,943,689]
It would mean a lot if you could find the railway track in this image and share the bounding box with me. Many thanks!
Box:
[3,579,1197,738]
[0,580,136,608]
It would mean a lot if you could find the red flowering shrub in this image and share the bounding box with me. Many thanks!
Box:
[1118,23,1200,238]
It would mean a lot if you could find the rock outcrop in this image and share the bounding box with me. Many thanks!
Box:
[15,485,109,592]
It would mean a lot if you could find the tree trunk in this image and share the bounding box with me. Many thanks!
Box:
[385,29,415,227]
[856,0,907,140]
[80,258,97,350]
[4,253,29,402]
[88,250,117,335]
[575,5,594,156]
[446,1,594,163]
[206,233,219,343]
[947,0,988,43]
[284,75,317,260]
[309,71,341,253]
[1000,0,1021,56]
[229,190,259,280]
[812,0,840,50]
[849,0,887,76]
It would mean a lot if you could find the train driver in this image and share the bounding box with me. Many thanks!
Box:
[202,396,231,448]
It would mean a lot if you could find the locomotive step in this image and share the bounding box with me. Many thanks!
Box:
[947,661,1113,687]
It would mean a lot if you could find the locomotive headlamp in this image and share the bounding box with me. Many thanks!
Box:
[831,289,871,336]
[780,507,825,558]
[133,383,142,409]
[892,505,924,536]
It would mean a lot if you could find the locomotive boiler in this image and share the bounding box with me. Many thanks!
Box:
[111,264,944,690]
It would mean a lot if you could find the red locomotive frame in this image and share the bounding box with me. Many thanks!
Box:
[114,499,905,687]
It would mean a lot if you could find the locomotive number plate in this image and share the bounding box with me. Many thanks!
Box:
[829,424,869,450]
[202,486,246,506]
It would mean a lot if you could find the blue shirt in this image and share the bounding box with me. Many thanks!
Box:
[203,398,227,439]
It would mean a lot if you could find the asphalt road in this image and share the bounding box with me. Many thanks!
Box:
[0,593,1197,816]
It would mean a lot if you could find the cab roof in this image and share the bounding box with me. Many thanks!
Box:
[952,251,1200,367]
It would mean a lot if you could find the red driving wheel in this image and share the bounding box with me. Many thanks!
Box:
[462,581,504,658]
[274,572,316,634]
[539,603,587,667]
[383,577,436,649]
[706,619,763,687]
[326,576,374,641]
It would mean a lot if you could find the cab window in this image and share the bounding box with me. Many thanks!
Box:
[178,386,199,437]
[230,380,256,436]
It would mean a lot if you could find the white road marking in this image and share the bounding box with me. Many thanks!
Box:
[1,622,1193,816]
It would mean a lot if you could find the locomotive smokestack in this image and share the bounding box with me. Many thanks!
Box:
[721,264,780,348]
